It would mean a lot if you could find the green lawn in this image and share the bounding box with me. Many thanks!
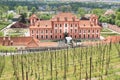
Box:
[0,43,120,80]
[101,33,120,38]
[0,22,10,30]
[101,28,112,32]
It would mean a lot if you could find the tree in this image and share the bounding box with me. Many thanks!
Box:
[59,5,71,12]
[31,7,37,14]
[115,12,120,20]
[115,12,120,27]
[19,14,26,23]
[46,5,51,13]
[0,32,3,36]
[99,16,108,23]
[115,20,120,27]
[91,8,105,17]
[15,6,23,14]
[53,7,58,14]
[77,8,86,17]
[7,13,14,20]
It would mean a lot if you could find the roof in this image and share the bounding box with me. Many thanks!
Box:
[79,20,101,28]
[30,20,52,29]
[51,12,79,21]
[0,37,40,48]
[104,9,115,16]
[104,36,120,43]
[29,12,101,29]
[13,15,21,19]
[29,14,38,19]
[11,22,28,28]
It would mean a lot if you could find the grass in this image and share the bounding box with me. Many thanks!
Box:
[0,46,16,52]
[0,43,120,80]
[101,28,112,32]
[101,33,120,38]
[0,22,10,30]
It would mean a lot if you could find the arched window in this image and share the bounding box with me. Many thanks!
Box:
[65,24,67,27]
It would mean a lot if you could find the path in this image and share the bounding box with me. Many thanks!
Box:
[1,22,16,36]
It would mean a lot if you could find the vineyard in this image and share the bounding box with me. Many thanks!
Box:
[0,43,120,80]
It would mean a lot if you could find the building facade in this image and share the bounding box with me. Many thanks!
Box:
[29,13,101,40]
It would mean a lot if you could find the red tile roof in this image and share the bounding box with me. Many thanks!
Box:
[11,22,28,28]
[51,12,79,21]
[0,37,40,48]
[29,14,38,19]
[30,20,52,29]
[29,12,101,29]
[104,36,120,43]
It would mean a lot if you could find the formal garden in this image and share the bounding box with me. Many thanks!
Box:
[0,42,120,80]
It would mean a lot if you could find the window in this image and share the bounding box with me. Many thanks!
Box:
[84,34,85,38]
[79,35,81,38]
[72,17,75,21]
[92,35,94,38]
[37,35,39,39]
[79,30,81,33]
[46,30,48,33]
[97,34,98,38]
[41,30,43,33]
[32,30,33,34]
[55,24,57,27]
[71,29,72,33]
[71,24,72,27]
[65,17,67,21]
[84,30,86,33]
[55,29,57,33]
[37,30,38,34]
[75,35,76,38]
[65,24,67,27]
[41,35,43,39]
[60,35,61,39]
[88,34,90,38]
[97,30,99,33]
[60,24,62,27]
[93,30,94,33]
[75,24,77,27]
[46,35,48,39]
[75,29,77,33]
[60,29,62,33]
[51,35,52,39]
[88,30,90,33]
[57,17,59,21]
[65,29,67,32]
[55,35,57,39]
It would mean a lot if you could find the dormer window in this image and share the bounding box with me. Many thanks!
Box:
[57,17,59,21]
[65,17,67,21]
[72,17,75,21]
[38,24,39,27]
[91,24,93,27]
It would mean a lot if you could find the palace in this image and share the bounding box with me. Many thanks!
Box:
[29,12,101,40]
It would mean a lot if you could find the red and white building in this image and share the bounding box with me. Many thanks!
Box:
[29,12,101,40]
